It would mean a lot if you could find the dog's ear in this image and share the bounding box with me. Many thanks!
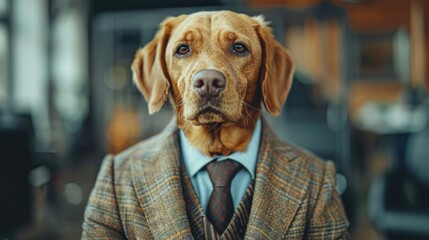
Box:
[131,16,185,114]
[253,16,295,116]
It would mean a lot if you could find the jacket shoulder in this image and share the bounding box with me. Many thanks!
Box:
[107,127,177,176]
[270,136,339,192]
[290,143,334,173]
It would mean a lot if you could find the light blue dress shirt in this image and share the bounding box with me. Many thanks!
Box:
[179,119,261,212]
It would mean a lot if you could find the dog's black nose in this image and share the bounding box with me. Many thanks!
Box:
[192,70,226,99]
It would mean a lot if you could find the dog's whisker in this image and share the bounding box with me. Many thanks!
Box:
[183,121,192,133]
[237,112,247,127]
[172,100,183,112]
[240,99,259,112]
[244,107,254,124]
[177,107,184,116]
[213,123,223,135]
[208,124,217,131]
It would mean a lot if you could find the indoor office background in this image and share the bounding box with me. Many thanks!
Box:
[0,0,428,239]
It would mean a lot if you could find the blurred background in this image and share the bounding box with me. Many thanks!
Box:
[0,0,429,239]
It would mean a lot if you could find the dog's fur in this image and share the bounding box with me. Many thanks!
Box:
[132,11,294,156]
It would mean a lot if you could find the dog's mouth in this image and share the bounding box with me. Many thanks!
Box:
[198,106,222,115]
[190,106,226,126]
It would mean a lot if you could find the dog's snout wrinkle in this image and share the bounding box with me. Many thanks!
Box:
[192,70,226,99]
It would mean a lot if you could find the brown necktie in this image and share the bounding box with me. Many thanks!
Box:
[205,159,242,234]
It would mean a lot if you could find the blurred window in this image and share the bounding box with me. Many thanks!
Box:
[12,0,50,146]
[0,0,8,17]
[52,5,88,132]
[0,0,8,111]
[0,24,8,110]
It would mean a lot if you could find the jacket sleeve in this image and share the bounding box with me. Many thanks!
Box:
[82,155,126,239]
[305,161,350,240]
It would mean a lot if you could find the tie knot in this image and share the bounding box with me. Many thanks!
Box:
[205,159,242,188]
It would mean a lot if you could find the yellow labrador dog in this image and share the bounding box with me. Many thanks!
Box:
[83,11,349,239]
[132,11,294,156]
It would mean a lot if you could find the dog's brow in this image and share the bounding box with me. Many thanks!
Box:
[222,31,238,41]
[184,30,196,41]
[175,29,201,43]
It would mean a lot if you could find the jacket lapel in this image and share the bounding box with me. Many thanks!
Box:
[131,119,193,240]
[245,120,307,239]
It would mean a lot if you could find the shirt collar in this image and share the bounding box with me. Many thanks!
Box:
[179,118,261,179]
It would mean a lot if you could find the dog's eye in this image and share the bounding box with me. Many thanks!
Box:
[232,43,249,55]
[175,44,190,57]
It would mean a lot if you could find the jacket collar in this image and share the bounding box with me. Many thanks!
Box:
[131,117,306,239]
[131,118,193,239]
[245,119,306,239]
[179,118,261,179]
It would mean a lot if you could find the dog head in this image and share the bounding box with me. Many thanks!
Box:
[132,11,294,154]
[132,11,294,120]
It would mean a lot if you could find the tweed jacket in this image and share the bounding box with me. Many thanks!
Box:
[82,119,349,239]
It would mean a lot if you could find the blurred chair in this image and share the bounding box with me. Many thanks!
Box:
[368,97,429,240]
